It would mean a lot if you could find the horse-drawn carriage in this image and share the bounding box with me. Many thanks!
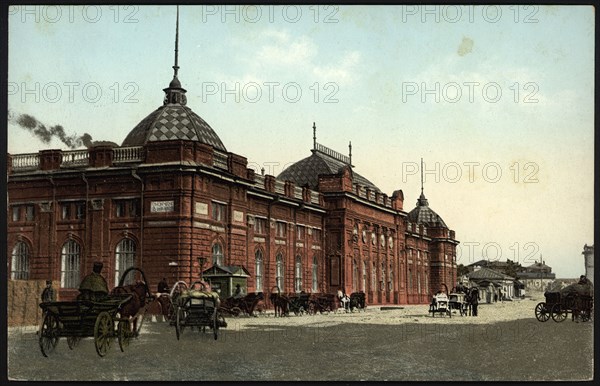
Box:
[171,281,227,340]
[349,292,367,312]
[448,291,468,316]
[38,267,153,357]
[220,292,265,317]
[535,281,593,323]
[288,293,311,315]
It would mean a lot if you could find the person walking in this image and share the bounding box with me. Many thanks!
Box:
[471,287,480,317]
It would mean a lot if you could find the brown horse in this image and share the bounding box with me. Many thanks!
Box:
[269,290,289,317]
[111,280,153,334]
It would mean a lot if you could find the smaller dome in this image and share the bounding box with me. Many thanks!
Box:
[407,191,447,228]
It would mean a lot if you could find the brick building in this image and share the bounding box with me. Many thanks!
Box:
[6,25,458,305]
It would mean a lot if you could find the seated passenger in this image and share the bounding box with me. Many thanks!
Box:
[78,261,109,301]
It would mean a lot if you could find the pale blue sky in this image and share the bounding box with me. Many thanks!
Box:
[7,5,594,278]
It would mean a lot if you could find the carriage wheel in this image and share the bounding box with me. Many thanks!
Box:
[534,302,550,322]
[231,307,242,317]
[175,307,185,340]
[94,311,113,357]
[551,304,568,323]
[39,313,59,357]
[213,312,219,340]
[67,336,81,350]
[118,320,132,352]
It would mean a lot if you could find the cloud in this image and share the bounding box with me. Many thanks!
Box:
[457,37,474,56]
[256,30,317,66]
[313,51,362,85]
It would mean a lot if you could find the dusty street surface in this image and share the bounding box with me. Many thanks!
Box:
[6,295,594,381]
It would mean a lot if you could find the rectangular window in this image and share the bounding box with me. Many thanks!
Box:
[276,222,286,238]
[254,217,266,234]
[12,206,20,222]
[130,200,139,217]
[115,201,126,218]
[312,228,321,243]
[212,202,226,222]
[296,225,304,240]
[75,202,85,220]
[61,204,70,220]
[25,205,35,221]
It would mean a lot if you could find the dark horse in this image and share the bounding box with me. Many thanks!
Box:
[463,287,479,316]
[269,286,289,317]
[110,267,153,334]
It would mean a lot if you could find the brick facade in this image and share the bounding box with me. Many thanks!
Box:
[8,136,458,305]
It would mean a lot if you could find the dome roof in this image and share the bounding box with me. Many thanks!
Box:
[121,75,226,151]
[407,191,447,228]
[277,149,380,192]
[121,104,226,151]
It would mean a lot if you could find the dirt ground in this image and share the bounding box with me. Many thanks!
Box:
[6,294,594,381]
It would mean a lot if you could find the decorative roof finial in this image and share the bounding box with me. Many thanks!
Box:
[420,157,424,195]
[313,122,316,150]
[349,141,352,166]
[417,157,429,207]
[173,5,180,78]
[163,6,187,106]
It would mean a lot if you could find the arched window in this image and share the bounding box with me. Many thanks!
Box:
[417,272,421,293]
[61,240,81,288]
[408,268,413,290]
[115,238,136,286]
[381,263,385,290]
[388,264,393,291]
[212,243,224,266]
[424,273,429,294]
[276,253,284,292]
[11,241,30,280]
[255,249,263,292]
[294,255,303,293]
[312,255,318,293]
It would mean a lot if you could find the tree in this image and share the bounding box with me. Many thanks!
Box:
[457,264,470,277]
[504,259,523,278]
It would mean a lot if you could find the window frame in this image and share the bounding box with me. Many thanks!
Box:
[11,241,30,280]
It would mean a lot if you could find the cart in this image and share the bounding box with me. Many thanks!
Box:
[172,281,227,340]
[429,284,452,318]
[38,293,133,357]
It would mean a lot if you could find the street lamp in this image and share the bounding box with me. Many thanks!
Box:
[197,257,207,281]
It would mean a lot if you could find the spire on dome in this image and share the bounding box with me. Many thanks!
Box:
[163,5,187,106]
[417,157,429,206]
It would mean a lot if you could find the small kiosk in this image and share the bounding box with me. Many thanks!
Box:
[202,265,250,299]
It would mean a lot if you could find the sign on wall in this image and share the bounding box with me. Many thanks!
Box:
[195,202,208,215]
[151,200,174,213]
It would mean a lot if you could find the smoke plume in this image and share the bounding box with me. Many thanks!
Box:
[9,110,94,149]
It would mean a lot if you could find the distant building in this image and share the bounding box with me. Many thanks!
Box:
[582,244,594,284]
[517,261,556,291]
[466,267,517,302]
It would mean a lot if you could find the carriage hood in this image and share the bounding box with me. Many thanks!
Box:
[559,282,594,297]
